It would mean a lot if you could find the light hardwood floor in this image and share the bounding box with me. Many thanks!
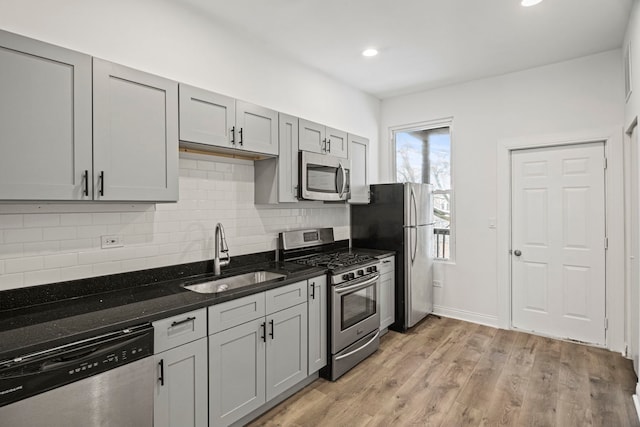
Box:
[248,316,640,427]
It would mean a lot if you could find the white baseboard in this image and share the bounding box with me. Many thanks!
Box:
[433,305,499,328]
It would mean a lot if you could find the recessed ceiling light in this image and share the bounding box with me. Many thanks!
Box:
[521,0,543,6]
[362,48,378,57]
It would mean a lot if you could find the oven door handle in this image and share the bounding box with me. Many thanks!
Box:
[335,330,381,361]
[334,274,379,294]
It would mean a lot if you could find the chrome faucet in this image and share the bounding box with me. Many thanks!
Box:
[214,222,230,275]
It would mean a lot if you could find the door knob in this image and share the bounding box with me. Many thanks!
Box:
[514,249,522,257]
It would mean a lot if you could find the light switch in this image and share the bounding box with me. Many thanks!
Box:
[488,218,496,229]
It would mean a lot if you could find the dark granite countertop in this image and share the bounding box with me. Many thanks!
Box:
[351,247,396,259]
[0,253,325,362]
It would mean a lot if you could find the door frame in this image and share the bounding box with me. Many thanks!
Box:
[497,127,625,352]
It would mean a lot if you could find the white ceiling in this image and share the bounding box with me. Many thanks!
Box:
[179,0,633,99]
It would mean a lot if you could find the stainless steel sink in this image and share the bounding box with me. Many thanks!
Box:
[182,271,286,294]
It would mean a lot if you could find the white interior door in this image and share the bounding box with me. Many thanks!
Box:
[511,142,606,345]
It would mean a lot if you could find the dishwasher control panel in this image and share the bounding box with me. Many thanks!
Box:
[0,324,153,408]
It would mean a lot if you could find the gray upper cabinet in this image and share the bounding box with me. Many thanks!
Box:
[236,101,278,155]
[326,127,348,158]
[93,59,178,202]
[179,84,278,156]
[348,134,370,204]
[299,119,348,159]
[254,113,299,204]
[179,84,235,149]
[0,30,92,200]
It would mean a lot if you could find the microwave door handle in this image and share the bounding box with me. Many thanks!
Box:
[337,162,347,198]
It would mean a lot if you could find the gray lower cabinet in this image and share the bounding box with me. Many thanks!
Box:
[93,58,179,201]
[153,308,208,427]
[265,303,308,400]
[379,256,396,331]
[154,338,208,427]
[208,281,309,427]
[307,275,327,374]
[209,317,266,427]
[0,29,92,200]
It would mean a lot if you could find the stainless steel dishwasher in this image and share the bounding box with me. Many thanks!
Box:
[0,323,155,427]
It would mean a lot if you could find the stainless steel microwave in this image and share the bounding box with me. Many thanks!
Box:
[299,151,350,201]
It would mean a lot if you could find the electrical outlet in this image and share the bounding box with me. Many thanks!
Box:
[433,280,442,288]
[101,235,123,249]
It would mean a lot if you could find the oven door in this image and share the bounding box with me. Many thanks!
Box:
[300,151,350,201]
[332,273,380,353]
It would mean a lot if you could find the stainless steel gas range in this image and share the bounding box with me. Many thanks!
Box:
[280,228,381,381]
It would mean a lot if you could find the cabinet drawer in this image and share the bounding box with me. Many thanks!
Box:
[265,281,307,314]
[379,256,395,274]
[209,292,266,334]
[153,308,207,353]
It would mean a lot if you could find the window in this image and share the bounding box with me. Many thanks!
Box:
[394,121,453,260]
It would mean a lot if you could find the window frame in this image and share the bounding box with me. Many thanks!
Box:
[390,117,455,263]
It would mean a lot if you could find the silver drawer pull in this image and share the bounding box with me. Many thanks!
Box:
[170,316,196,328]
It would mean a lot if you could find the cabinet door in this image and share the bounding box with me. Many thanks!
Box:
[348,134,370,204]
[307,276,327,374]
[298,119,325,154]
[236,100,278,155]
[210,318,266,426]
[326,127,348,159]
[154,338,208,427]
[179,84,235,149]
[265,303,308,401]
[277,113,299,202]
[0,30,92,200]
[380,271,395,330]
[93,58,178,201]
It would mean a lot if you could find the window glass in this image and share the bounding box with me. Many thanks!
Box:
[395,126,452,260]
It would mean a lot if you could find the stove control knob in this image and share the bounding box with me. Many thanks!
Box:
[349,272,355,279]
[358,270,364,276]
[342,274,349,280]
[371,265,377,272]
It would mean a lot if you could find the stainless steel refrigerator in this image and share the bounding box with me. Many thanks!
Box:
[351,183,434,331]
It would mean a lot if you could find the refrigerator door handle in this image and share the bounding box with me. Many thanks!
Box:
[410,187,417,228]
[411,227,417,263]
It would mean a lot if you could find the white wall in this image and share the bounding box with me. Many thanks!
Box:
[0,0,379,290]
[380,50,625,326]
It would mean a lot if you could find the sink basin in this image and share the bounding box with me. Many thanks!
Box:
[182,271,286,294]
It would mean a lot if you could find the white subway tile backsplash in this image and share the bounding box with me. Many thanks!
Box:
[77,225,108,239]
[0,154,350,290]
[60,213,93,227]
[0,273,24,290]
[4,228,43,244]
[59,265,94,282]
[25,269,61,287]
[44,253,78,269]
[6,256,44,273]
[92,213,122,225]
[43,227,78,241]
[23,241,62,256]
[23,214,61,228]
[0,215,24,229]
